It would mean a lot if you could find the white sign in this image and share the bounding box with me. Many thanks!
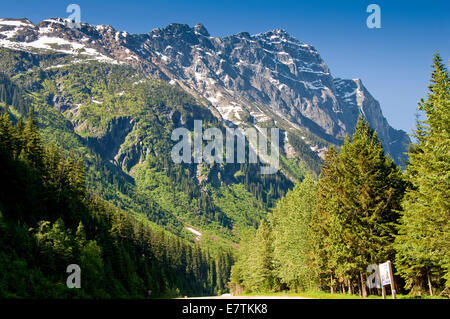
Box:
[379,262,391,286]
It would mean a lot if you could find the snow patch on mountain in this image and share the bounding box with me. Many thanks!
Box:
[185,227,202,241]
[0,18,410,165]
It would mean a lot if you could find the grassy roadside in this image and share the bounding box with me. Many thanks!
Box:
[239,291,446,299]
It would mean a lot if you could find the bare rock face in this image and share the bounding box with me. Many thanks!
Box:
[333,78,410,162]
[136,24,409,164]
[0,18,410,164]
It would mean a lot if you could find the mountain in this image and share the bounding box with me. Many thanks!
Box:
[0,18,410,167]
[0,17,411,249]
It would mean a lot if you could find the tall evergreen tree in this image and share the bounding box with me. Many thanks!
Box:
[0,110,13,154]
[315,116,406,296]
[395,54,450,295]
[12,116,25,159]
[313,146,342,292]
[22,107,44,169]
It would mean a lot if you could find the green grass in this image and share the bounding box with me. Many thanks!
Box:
[240,291,446,299]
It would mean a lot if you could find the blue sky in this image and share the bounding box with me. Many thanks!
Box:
[1,0,449,134]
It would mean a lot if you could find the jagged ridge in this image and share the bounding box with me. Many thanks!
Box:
[0,18,410,165]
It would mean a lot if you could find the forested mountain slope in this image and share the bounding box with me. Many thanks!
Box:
[0,110,233,297]
[0,47,292,249]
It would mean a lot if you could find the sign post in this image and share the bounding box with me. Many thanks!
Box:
[388,261,397,299]
[379,261,396,299]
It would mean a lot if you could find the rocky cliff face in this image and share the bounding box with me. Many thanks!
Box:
[0,18,410,165]
[333,78,410,162]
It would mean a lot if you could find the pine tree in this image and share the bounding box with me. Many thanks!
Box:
[22,107,44,169]
[313,146,341,292]
[395,54,450,295]
[208,256,216,294]
[316,117,405,296]
[12,116,25,159]
[0,110,13,154]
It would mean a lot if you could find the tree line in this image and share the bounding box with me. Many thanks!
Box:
[231,54,449,297]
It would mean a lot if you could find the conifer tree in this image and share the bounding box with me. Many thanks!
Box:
[0,110,13,154]
[315,116,405,296]
[12,116,25,159]
[22,107,44,169]
[395,54,450,295]
[314,146,341,292]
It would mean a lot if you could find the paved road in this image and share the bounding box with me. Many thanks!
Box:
[185,294,310,299]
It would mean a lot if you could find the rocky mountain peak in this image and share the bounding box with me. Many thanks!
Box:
[0,18,410,165]
[39,17,66,26]
[158,23,194,36]
[264,28,291,38]
[194,23,210,37]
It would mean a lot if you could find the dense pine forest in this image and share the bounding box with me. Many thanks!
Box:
[0,108,233,298]
[231,55,449,298]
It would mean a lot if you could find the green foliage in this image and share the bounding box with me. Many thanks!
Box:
[394,54,450,296]
[0,42,448,300]
[0,72,29,116]
[286,132,323,175]
[232,116,407,297]
[1,51,293,248]
[231,220,277,293]
[212,184,266,237]
[231,57,450,298]
[0,115,231,298]
[312,116,406,293]
[271,174,319,291]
